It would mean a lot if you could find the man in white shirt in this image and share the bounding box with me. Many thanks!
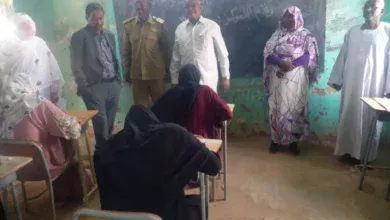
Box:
[170,0,230,93]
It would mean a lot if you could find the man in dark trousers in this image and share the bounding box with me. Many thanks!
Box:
[70,2,121,149]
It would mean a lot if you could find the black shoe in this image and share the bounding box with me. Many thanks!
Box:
[289,142,300,156]
[269,142,279,154]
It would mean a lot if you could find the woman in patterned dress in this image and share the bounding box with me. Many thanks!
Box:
[0,21,84,201]
[263,6,319,155]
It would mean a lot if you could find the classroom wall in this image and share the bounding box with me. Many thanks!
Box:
[13,0,390,146]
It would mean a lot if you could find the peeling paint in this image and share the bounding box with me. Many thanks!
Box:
[312,88,326,97]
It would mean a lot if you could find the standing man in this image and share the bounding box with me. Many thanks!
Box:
[170,0,230,93]
[70,2,122,149]
[122,0,171,108]
[328,0,390,163]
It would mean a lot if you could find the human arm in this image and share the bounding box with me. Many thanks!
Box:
[47,47,63,103]
[70,32,88,91]
[122,29,132,84]
[160,23,172,72]
[38,100,81,139]
[267,54,295,72]
[385,48,390,98]
[328,31,349,91]
[198,151,222,176]
[267,54,281,65]
[212,24,230,91]
[50,81,60,103]
[170,29,181,87]
[209,87,233,126]
[292,52,310,68]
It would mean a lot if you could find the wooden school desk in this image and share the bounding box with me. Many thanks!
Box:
[0,156,32,220]
[359,98,390,200]
[67,110,99,204]
[198,138,222,220]
[210,103,235,202]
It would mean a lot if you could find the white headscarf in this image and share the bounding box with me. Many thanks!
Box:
[0,11,43,139]
[9,13,65,109]
[376,0,385,9]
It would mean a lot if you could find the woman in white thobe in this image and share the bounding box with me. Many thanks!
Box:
[11,13,66,110]
[328,22,390,162]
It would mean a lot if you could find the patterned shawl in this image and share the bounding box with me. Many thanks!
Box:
[263,6,319,97]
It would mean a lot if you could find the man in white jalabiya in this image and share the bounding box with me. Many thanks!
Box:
[170,0,230,93]
[328,0,390,163]
[11,13,66,110]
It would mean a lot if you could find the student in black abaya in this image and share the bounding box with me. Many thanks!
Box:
[94,105,221,220]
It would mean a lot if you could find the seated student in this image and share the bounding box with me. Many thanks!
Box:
[94,105,221,220]
[151,64,232,139]
[0,40,84,201]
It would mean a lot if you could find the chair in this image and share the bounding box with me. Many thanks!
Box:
[73,209,162,220]
[0,140,57,220]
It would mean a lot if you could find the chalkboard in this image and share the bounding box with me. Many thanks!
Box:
[113,0,325,78]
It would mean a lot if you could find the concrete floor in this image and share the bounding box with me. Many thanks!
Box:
[3,136,390,220]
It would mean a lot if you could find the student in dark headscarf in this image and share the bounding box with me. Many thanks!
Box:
[151,64,232,139]
[94,105,221,220]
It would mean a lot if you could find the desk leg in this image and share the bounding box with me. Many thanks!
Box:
[2,187,8,220]
[74,138,88,205]
[205,174,209,216]
[359,112,379,190]
[84,123,97,184]
[10,182,22,220]
[223,121,228,200]
[211,176,215,202]
[200,173,206,220]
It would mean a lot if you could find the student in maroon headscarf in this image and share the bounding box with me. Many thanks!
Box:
[151,64,232,139]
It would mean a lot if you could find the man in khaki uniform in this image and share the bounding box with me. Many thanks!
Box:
[122,0,171,107]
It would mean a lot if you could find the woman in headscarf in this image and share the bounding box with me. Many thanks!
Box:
[151,64,233,139]
[0,19,85,202]
[263,6,319,155]
[94,105,221,220]
[11,13,66,109]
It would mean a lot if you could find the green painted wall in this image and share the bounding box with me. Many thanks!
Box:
[13,0,390,146]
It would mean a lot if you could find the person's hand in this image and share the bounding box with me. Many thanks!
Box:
[278,60,295,72]
[50,93,59,103]
[124,74,131,85]
[276,70,285,78]
[223,77,230,92]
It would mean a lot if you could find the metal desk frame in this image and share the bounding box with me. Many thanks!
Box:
[358,98,390,200]
[210,103,234,202]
